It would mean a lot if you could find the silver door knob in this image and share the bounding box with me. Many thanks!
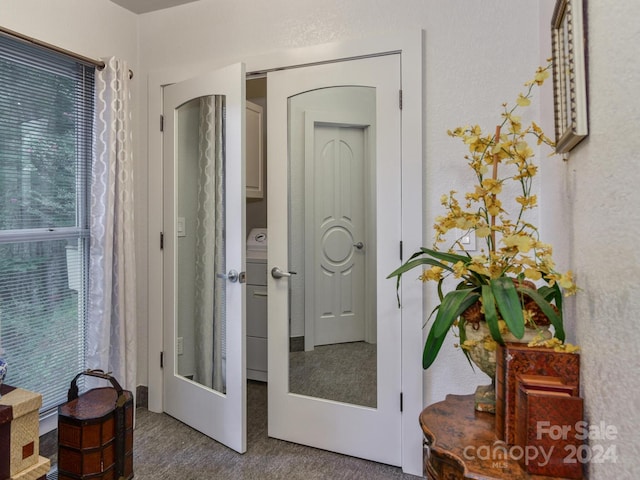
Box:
[271,267,297,279]
[217,269,240,283]
[353,242,364,250]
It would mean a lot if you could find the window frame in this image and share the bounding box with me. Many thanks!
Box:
[0,33,94,433]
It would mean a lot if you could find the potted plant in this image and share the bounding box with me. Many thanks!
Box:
[388,65,577,377]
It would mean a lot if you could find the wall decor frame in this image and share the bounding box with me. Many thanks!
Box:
[551,0,588,153]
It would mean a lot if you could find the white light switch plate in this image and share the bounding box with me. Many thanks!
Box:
[177,217,186,237]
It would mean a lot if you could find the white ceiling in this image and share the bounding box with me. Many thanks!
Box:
[110,0,199,14]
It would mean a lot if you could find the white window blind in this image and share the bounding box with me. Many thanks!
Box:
[0,33,94,413]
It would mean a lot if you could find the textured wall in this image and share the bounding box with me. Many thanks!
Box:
[567,1,640,478]
[1,0,137,61]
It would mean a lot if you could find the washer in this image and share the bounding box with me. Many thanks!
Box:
[246,228,268,382]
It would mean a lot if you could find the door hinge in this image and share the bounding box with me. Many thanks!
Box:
[399,89,403,110]
[160,232,164,250]
[400,240,403,261]
[400,392,404,412]
[160,351,164,369]
[160,114,164,132]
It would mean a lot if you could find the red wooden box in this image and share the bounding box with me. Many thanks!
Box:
[515,382,584,478]
[495,342,580,444]
[57,371,133,480]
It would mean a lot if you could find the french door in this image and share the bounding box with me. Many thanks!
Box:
[267,54,403,465]
[162,63,246,453]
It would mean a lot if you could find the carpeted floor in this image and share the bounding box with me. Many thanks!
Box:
[289,341,377,407]
[132,381,420,479]
[42,380,420,479]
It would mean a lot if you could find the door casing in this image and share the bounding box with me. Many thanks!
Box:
[146,30,424,475]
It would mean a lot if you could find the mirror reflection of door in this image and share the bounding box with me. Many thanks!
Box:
[288,87,377,408]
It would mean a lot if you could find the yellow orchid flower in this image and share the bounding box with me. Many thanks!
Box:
[516,93,531,107]
[481,178,502,195]
[475,225,491,238]
[503,234,535,253]
[524,268,542,281]
[420,266,444,282]
[533,67,550,85]
[452,261,467,278]
[483,337,498,352]
[388,65,578,372]
[516,194,537,209]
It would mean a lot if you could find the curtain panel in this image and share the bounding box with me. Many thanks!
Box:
[193,95,226,392]
[87,57,137,394]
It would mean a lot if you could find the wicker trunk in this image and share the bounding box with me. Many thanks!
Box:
[0,385,48,479]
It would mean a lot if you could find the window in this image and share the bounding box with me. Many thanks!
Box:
[0,34,94,414]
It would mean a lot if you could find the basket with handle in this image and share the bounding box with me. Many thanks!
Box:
[58,369,134,480]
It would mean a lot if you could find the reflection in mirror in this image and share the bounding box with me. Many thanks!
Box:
[175,95,227,394]
[287,86,377,408]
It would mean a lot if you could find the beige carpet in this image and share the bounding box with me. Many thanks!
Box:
[132,381,419,479]
[41,376,419,479]
[289,341,377,407]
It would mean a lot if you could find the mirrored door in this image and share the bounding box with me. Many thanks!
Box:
[163,63,246,453]
[268,54,402,465]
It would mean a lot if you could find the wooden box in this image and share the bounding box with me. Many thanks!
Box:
[57,371,133,480]
[515,382,584,478]
[495,343,580,444]
[0,385,43,478]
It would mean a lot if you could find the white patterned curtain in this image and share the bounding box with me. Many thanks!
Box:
[193,95,226,392]
[87,57,137,394]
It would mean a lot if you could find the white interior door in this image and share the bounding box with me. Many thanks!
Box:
[162,63,246,453]
[268,55,402,465]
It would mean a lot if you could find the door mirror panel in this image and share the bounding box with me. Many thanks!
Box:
[287,86,377,408]
[175,95,228,394]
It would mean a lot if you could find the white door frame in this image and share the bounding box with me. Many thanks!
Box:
[146,30,424,475]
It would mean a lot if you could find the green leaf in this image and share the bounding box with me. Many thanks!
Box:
[457,318,476,371]
[419,248,488,287]
[517,286,565,342]
[537,285,555,301]
[491,277,525,338]
[481,284,504,344]
[387,254,454,307]
[432,289,480,338]
[386,256,452,279]
[418,247,471,265]
[422,322,448,369]
[540,282,564,313]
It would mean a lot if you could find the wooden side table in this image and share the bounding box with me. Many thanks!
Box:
[420,394,575,480]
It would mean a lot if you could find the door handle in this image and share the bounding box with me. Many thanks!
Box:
[271,267,297,279]
[353,242,364,250]
[216,269,242,283]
